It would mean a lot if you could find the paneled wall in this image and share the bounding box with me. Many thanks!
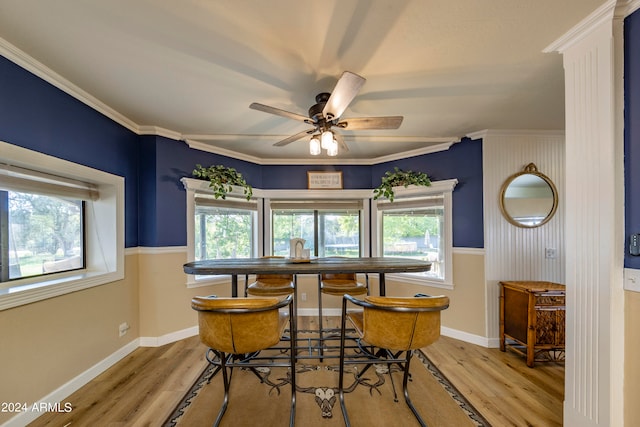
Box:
[478,130,565,341]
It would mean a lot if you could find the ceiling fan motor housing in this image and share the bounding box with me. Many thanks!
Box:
[309,92,331,122]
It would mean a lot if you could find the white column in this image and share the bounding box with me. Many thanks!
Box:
[544,1,624,426]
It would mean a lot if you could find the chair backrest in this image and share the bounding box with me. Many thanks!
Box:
[191,296,285,354]
[255,256,293,282]
[361,295,449,351]
[255,273,294,282]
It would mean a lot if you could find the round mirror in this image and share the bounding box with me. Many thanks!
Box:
[499,163,558,228]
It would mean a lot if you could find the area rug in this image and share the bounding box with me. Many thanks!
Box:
[163,348,490,427]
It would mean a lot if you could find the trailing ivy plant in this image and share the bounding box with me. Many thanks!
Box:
[192,164,253,200]
[373,167,431,202]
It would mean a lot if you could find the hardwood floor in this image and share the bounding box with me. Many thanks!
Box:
[28,317,563,427]
[423,336,564,427]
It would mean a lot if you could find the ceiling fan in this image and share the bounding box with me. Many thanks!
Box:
[249,71,403,156]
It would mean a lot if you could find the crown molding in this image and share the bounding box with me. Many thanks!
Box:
[184,136,460,165]
[0,36,139,134]
[617,0,640,16]
[467,129,565,140]
[0,36,463,165]
[138,126,183,141]
[543,0,616,53]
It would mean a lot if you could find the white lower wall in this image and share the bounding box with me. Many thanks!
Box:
[475,129,565,341]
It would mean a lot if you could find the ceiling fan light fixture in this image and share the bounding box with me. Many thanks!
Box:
[309,136,321,155]
[327,140,338,157]
[321,130,333,149]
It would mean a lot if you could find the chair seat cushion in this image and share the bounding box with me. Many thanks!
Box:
[247,278,294,296]
[321,280,367,296]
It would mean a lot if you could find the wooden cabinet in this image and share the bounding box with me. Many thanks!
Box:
[499,281,565,367]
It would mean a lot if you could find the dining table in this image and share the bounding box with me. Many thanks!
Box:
[182,256,432,297]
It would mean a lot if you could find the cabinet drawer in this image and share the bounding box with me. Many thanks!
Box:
[535,294,565,306]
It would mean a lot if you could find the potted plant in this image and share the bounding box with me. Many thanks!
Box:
[192,164,253,200]
[373,167,431,202]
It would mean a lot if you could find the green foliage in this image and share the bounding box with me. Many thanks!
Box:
[9,192,82,258]
[195,211,252,259]
[373,167,431,202]
[383,214,440,241]
[192,164,253,200]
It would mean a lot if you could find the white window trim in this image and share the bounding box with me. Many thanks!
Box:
[0,141,125,310]
[183,180,458,289]
[262,188,372,258]
[182,177,261,287]
[371,180,458,289]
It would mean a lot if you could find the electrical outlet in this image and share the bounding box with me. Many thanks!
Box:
[545,248,557,259]
[301,293,307,301]
[119,322,129,337]
[624,268,640,292]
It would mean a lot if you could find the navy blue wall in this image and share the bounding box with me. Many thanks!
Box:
[0,56,140,247]
[149,138,483,247]
[146,136,262,247]
[625,10,640,268]
[371,139,484,248]
[1,53,485,250]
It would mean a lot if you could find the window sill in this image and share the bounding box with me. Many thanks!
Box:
[383,272,453,290]
[186,275,234,289]
[0,269,124,311]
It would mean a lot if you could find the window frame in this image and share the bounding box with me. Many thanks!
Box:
[182,177,261,287]
[372,179,457,289]
[263,189,372,258]
[0,141,125,310]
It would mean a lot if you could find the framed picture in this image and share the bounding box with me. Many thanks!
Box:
[307,171,343,189]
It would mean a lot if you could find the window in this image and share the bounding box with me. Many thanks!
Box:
[270,201,362,257]
[0,141,125,310]
[182,178,259,286]
[373,180,457,288]
[1,191,84,281]
[381,198,444,278]
[195,203,256,261]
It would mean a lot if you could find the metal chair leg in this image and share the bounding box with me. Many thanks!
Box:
[317,274,324,361]
[402,351,427,427]
[214,351,230,427]
[289,308,297,427]
[338,297,351,427]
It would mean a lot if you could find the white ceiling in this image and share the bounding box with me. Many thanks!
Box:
[0,0,605,164]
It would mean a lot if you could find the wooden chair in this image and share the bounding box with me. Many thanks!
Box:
[191,295,297,427]
[338,293,449,427]
[317,270,368,358]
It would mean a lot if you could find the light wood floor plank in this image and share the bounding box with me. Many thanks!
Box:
[28,320,564,427]
[422,335,564,427]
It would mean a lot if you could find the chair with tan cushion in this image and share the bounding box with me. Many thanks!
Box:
[338,293,449,427]
[192,295,297,427]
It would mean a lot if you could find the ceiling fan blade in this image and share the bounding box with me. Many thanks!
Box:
[273,128,316,146]
[250,102,311,123]
[322,71,366,121]
[333,132,349,152]
[337,116,403,130]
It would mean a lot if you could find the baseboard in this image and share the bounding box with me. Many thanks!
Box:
[441,326,497,348]
[1,339,140,427]
[296,310,495,348]
[297,308,341,317]
[139,326,199,347]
